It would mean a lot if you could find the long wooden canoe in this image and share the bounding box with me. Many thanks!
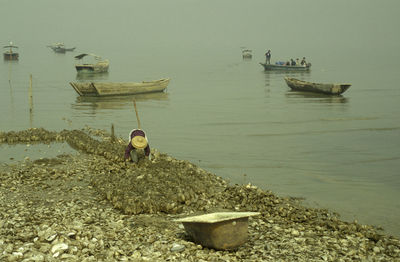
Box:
[284,77,351,95]
[69,78,170,96]
[260,62,311,71]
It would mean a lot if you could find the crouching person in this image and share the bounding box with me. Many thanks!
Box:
[124,129,150,163]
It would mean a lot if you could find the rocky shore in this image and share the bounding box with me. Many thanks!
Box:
[1,127,399,261]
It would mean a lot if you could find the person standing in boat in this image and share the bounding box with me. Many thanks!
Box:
[265,50,271,64]
[124,129,151,163]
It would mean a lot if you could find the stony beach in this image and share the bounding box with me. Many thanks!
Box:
[1,127,399,261]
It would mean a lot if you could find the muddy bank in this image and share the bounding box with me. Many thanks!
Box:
[0,127,399,261]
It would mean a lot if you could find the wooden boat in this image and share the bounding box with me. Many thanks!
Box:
[48,43,76,53]
[284,77,351,95]
[69,78,170,96]
[260,62,311,71]
[74,53,109,73]
[54,46,76,53]
[3,42,19,60]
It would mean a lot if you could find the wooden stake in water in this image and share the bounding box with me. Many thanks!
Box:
[29,74,33,127]
[111,123,115,141]
[8,62,12,86]
[133,100,141,129]
[29,74,33,113]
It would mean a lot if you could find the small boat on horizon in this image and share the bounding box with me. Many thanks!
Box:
[284,77,351,95]
[3,42,19,60]
[48,42,76,53]
[242,49,252,59]
[74,53,109,73]
[69,78,170,97]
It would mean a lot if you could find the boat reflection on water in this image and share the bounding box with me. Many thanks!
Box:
[263,70,311,87]
[263,70,311,78]
[75,71,109,81]
[72,92,169,113]
[284,90,349,104]
[3,59,19,65]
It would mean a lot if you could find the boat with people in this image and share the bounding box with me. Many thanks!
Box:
[48,42,76,53]
[284,77,351,95]
[3,42,19,60]
[260,62,311,71]
[69,78,170,96]
[74,53,109,73]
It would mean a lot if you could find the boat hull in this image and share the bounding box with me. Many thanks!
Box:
[3,52,19,60]
[69,78,170,96]
[284,77,351,95]
[48,43,76,53]
[69,82,97,96]
[242,50,252,59]
[54,47,76,53]
[75,60,109,73]
[75,65,95,72]
[260,63,311,71]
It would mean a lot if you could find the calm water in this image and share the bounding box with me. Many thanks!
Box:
[1,0,400,237]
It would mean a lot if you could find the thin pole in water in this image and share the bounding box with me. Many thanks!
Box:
[133,100,141,129]
[29,74,33,127]
[29,74,33,113]
[111,123,115,141]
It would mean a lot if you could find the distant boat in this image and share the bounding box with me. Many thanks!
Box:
[69,78,170,96]
[74,53,109,73]
[260,62,311,71]
[242,49,252,59]
[48,43,76,53]
[284,77,351,95]
[3,42,19,60]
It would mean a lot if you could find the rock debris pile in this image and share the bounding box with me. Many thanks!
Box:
[0,127,399,261]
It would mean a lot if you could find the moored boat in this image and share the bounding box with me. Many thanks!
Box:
[260,62,311,71]
[48,43,76,53]
[69,78,170,96]
[242,49,252,59]
[3,42,19,60]
[74,53,109,73]
[284,77,351,95]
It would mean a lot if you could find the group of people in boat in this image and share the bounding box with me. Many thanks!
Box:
[265,49,308,67]
[273,57,308,67]
[283,57,307,66]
